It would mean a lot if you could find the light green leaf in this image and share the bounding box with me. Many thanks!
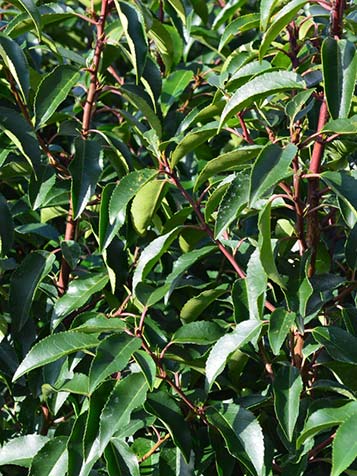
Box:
[29,436,68,476]
[321,170,357,219]
[52,272,109,329]
[180,287,228,322]
[71,313,126,334]
[0,435,49,467]
[0,33,29,101]
[268,309,295,356]
[53,373,90,395]
[161,70,194,117]
[133,350,156,391]
[219,14,260,51]
[332,412,357,476]
[34,65,80,128]
[220,72,305,130]
[206,320,263,389]
[260,0,282,30]
[0,193,14,257]
[13,332,99,380]
[105,439,140,476]
[273,366,303,441]
[131,179,168,235]
[249,143,297,206]
[323,116,357,135]
[167,0,186,24]
[312,326,357,364]
[246,249,267,320]
[89,333,141,393]
[322,38,357,119]
[9,250,55,331]
[172,321,223,344]
[259,0,308,60]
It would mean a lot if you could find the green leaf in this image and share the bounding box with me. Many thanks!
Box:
[161,70,194,117]
[0,106,41,172]
[246,249,267,320]
[0,33,29,101]
[11,0,41,38]
[273,366,303,441]
[268,309,295,356]
[133,350,157,391]
[28,165,56,210]
[71,313,126,333]
[206,404,265,476]
[219,72,305,129]
[323,116,357,135]
[132,227,181,294]
[249,143,296,206]
[0,435,49,467]
[89,333,141,393]
[52,272,109,329]
[258,201,285,287]
[194,146,261,192]
[145,391,192,462]
[34,65,80,128]
[206,320,263,389]
[219,14,260,51]
[9,250,55,331]
[321,171,357,218]
[259,0,308,60]
[148,19,174,73]
[322,38,357,119]
[13,332,99,380]
[297,401,357,447]
[105,439,140,476]
[312,326,357,364]
[180,287,228,322]
[172,321,223,344]
[215,172,249,239]
[69,138,103,219]
[260,0,282,30]
[99,183,123,251]
[0,193,14,257]
[332,412,357,476]
[53,373,90,395]
[345,223,357,270]
[109,169,157,224]
[131,179,168,235]
[285,89,314,126]
[61,240,81,270]
[170,120,216,167]
[167,0,186,24]
[114,1,148,82]
[29,436,68,476]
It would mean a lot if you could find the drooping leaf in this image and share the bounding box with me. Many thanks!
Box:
[206,320,263,389]
[13,332,99,380]
[332,412,357,476]
[29,436,68,476]
[34,65,80,128]
[133,350,157,391]
[0,193,14,257]
[69,138,103,219]
[131,179,168,235]
[11,0,42,38]
[312,326,357,364]
[0,33,29,101]
[0,435,49,467]
[9,250,55,331]
[89,333,141,393]
[219,72,305,129]
[322,38,357,119]
[273,366,303,441]
[246,249,267,320]
[323,116,357,135]
[105,439,140,476]
[180,287,228,322]
[268,309,295,356]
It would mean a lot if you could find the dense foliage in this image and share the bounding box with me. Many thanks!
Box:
[1,0,357,474]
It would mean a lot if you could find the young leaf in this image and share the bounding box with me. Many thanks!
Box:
[322,38,357,119]
[180,287,228,322]
[249,143,297,206]
[332,412,357,476]
[69,138,103,219]
[9,250,55,331]
[206,320,263,389]
[34,65,80,128]
[89,333,141,393]
[29,436,68,476]
[273,366,303,441]
[268,309,295,356]
[131,179,168,235]
[13,332,99,380]
[0,435,49,467]
[0,193,14,257]
[0,33,29,101]
[312,326,357,364]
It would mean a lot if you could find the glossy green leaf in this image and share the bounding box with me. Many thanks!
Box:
[0,435,49,467]
[332,412,357,476]
[219,72,305,129]
[109,169,157,224]
[312,326,357,364]
[249,143,296,206]
[145,391,192,462]
[215,172,249,239]
[105,439,140,476]
[297,401,357,447]
[114,1,148,81]
[13,332,99,380]
[71,313,126,333]
[172,321,223,344]
[99,183,123,251]
[219,14,260,51]
[180,287,227,322]
[131,179,168,235]
[133,350,156,390]
[29,436,68,476]
[268,309,295,356]
[0,106,41,172]
[345,223,357,270]
[69,138,103,219]
[161,70,193,116]
[52,272,109,329]
[206,320,263,389]
[322,38,357,119]
[0,193,14,257]
[61,240,81,270]
[167,0,186,24]
[148,19,174,72]
[28,165,56,210]
[89,333,141,393]
[11,0,41,38]
[260,0,282,30]
[321,171,357,218]
[259,0,308,60]
[9,250,55,331]
[53,373,90,395]
[0,33,29,101]
[273,366,303,441]
[34,65,80,128]
[246,249,267,320]
[285,89,314,126]
[194,146,261,191]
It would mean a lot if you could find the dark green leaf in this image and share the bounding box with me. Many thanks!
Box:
[0,435,49,467]
[173,321,223,344]
[161,70,194,117]
[0,33,29,101]
[219,14,260,51]
[61,240,81,270]
[345,223,357,269]
[268,309,295,356]
[71,313,126,333]
[105,439,140,476]
[0,193,14,257]
[332,412,357,476]
[321,171,357,218]
[29,436,68,476]
[312,326,357,364]
[133,350,156,391]
[28,165,56,210]
[11,0,41,38]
